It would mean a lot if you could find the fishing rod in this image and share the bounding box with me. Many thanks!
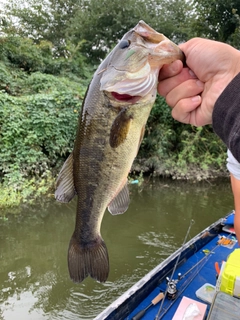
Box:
[132,292,164,320]
[179,232,236,282]
[130,220,195,320]
[132,225,232,320]
[131,252,210,320]
[154,230,236,320]
[155,256,208,319]
[155,219,195,320]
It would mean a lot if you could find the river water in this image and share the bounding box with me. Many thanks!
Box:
[0,179,233,320]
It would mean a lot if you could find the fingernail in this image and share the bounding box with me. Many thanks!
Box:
[189,69,197,78]
[196,80,204,87]
[191,95,201,103]
[170,60,181,73]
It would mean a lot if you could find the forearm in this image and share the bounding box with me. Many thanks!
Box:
[230,173,240,242]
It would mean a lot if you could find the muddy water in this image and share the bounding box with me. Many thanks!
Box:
[0,179,233,319]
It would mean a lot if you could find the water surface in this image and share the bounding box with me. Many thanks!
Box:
[0,179,233,319]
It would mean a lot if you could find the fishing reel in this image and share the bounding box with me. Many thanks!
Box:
[166,273,181,300]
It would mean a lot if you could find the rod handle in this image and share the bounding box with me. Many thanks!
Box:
[132,309,146,320]
[152,292,164,305]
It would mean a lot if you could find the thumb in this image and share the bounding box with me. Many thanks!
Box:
[158,60,183,81]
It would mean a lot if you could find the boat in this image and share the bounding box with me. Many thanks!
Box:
[95,211,240,320]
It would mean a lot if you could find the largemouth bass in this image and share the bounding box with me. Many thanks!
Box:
[55,21,184,283]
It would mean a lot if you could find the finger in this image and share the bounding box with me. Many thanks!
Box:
[171,96,202,125]
[165,78,204,107]
[172,95,212,127]
[158,68,198,97]
[158,60,183,81]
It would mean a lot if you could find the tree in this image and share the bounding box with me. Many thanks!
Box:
[2,0,77,57]
[2,0,194,62]
[191,0,240,47]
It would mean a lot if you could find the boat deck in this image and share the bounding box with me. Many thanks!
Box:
[127,230,239,320]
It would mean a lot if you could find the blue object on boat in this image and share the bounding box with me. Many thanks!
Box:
[223,211,235,225]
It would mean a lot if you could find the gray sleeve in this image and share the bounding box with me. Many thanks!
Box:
[227,149,240,180]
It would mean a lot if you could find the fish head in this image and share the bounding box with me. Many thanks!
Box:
[100,20,185,103]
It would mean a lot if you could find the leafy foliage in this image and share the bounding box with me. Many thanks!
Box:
[0,0,232,208]
[0,91,82,186]
[0,36,87,206]
[191,0,240,47]
[135,96,227,180]
[2,0,194,62]
[0,36,91,78]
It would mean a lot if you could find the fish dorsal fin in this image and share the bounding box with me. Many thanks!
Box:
[108,181,130,215]
[55,153,77,203]
[110,108,133,148]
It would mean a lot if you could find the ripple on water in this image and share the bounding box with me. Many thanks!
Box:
[138,231,179,253]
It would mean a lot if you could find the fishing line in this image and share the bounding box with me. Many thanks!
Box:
[180,230,235,281]
[155,219,195,320]
[154,229,235,320]
[155,256,208,319]
[155,241,221,319]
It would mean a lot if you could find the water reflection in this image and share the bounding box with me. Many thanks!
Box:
[0,179,233,319]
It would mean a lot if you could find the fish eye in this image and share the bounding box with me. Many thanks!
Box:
[119,40,131,49]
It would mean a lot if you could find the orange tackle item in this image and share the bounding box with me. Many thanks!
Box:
[215,262,221,275]
[217,237,233,246]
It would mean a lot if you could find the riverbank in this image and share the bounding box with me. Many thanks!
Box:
[0,174,55,210]
[0,164,230,211]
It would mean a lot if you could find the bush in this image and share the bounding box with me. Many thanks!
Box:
[0,90,83,205]
[0,34,93,208]
[135,95,228,180]
[0,36,92,78]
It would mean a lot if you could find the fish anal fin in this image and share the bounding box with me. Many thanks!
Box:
[68,236,109,283]
[110,108,133,148]
[55,153,76,203]
[108,181,130,215]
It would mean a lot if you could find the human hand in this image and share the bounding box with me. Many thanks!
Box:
[158,38,240,126]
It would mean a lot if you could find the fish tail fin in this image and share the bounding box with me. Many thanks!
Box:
[68,236,109,283]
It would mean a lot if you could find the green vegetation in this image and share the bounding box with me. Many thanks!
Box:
[0,36,87,207]
[1,0,238,208]
[135,96,227,181]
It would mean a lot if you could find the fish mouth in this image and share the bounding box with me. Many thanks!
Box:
[111,92,134,101]
[100,21,184,100]
[134,21,185,65]
[111,92,141,103]
[133,21,167,45]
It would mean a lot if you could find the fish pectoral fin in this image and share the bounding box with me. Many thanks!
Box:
[108,181,130,215]
[110,108,133,148]
[55,153,77,203]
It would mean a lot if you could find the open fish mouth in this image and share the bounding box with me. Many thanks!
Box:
[110,92,141,104]
[111,92,135,101]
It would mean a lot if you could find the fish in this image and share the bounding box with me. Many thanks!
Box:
[55,20,185,283]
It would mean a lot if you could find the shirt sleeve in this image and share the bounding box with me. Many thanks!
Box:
[212,73,240,163]
[227,149,240,180]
